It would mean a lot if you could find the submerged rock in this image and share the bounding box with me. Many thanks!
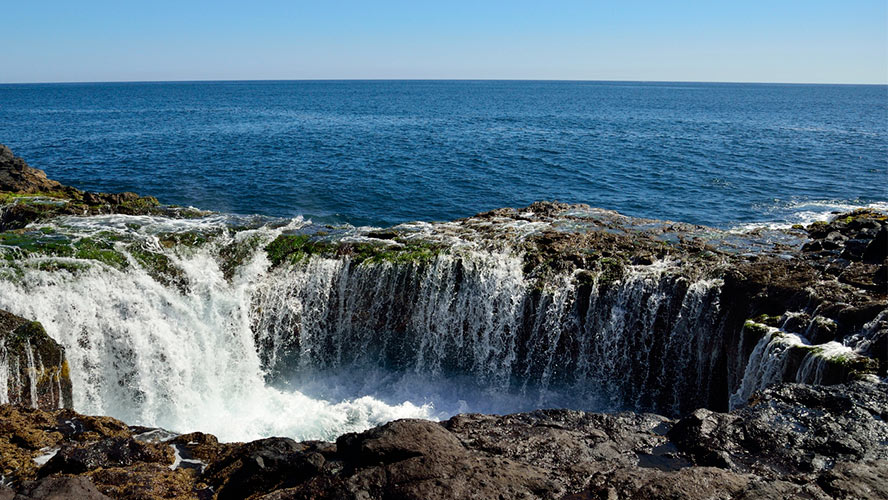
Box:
[0,310,72,410]
[0,381,885,499]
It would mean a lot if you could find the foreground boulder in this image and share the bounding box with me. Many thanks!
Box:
[0,381,885,499]
[0,309,72,410]
[2,476,111,500]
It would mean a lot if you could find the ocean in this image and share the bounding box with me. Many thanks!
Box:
[0,80,885,228]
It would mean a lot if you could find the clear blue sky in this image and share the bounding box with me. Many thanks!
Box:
[2,0,886,84]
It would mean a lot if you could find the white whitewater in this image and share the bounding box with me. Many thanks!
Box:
[1,212,868,441]
[252,251,727,415]
[730,325,804,409]
[0,216,432,442]
[0,345,8,404]
[729,323,860,410]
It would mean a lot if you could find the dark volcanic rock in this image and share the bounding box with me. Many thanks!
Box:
[0,381,886,499]
[0,310,72,410]
[1,150,887,499]
[260,201,886,415]
[669,381,888,476]
[39,437,172,477]
[203,437,328,500]
[0,405,131,485]
[337,418,465,465]
[0,145,64,194]
[321,418,560,500]
[223,382,888,499]
[12,476,110,500]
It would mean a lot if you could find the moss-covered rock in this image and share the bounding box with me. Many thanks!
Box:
[127,244,188,291]
[742,320,772,338]
[597,256,626,287]
[157,230,213,249]
[0,231,129,270]
[751,313,783,328]
[218,233,265,280]
[264,234,446,268]
[0,310,72,410]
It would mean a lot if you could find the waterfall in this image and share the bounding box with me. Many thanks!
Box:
[0,346,8,404]
[251,250,529,389]
[0,212,875,440]
[24,340,37,407]
[730,326,801,409]
[795,342,856,384]
[0,216,432,441]
[250,252,726,415]
[729,324,861,409]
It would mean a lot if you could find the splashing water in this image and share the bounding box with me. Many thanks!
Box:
[0,216,432,441]
[0,209,879,441]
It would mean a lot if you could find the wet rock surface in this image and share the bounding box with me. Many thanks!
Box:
[257,199,886,414]
[2,142,885,415]
[0,381,885,499]
[0,310,72,410]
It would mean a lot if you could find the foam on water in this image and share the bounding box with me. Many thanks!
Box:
[729,200,888,232]
[0,216,432,442]
[0,203,883,441]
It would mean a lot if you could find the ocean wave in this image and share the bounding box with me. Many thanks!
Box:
[729,200,888,233]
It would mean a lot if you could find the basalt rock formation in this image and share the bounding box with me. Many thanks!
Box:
[0,145,65,195]
[0,381,885,499]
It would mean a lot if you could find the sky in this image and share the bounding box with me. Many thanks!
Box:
[1,1,886,84]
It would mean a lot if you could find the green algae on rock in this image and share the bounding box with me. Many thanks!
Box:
[264,233,447,267]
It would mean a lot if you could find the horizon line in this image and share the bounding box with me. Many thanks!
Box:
[2,78,886,86]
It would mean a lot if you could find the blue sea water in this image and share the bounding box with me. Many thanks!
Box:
[0,80,885,227]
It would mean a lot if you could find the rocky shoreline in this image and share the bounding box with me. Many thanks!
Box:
[0,144,886,499]
[0,382,886,499]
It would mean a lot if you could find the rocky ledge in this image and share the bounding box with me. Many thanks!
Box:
[0,144,205,231]
[258,199,887,410]
[0,381,885,499]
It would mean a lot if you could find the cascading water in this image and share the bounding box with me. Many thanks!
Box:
[0,215,432,441]
[729,326,804,409]
[248,243,731,416]
[729,320,869,410]
[0,209,878,441]
[0,346,7,404]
